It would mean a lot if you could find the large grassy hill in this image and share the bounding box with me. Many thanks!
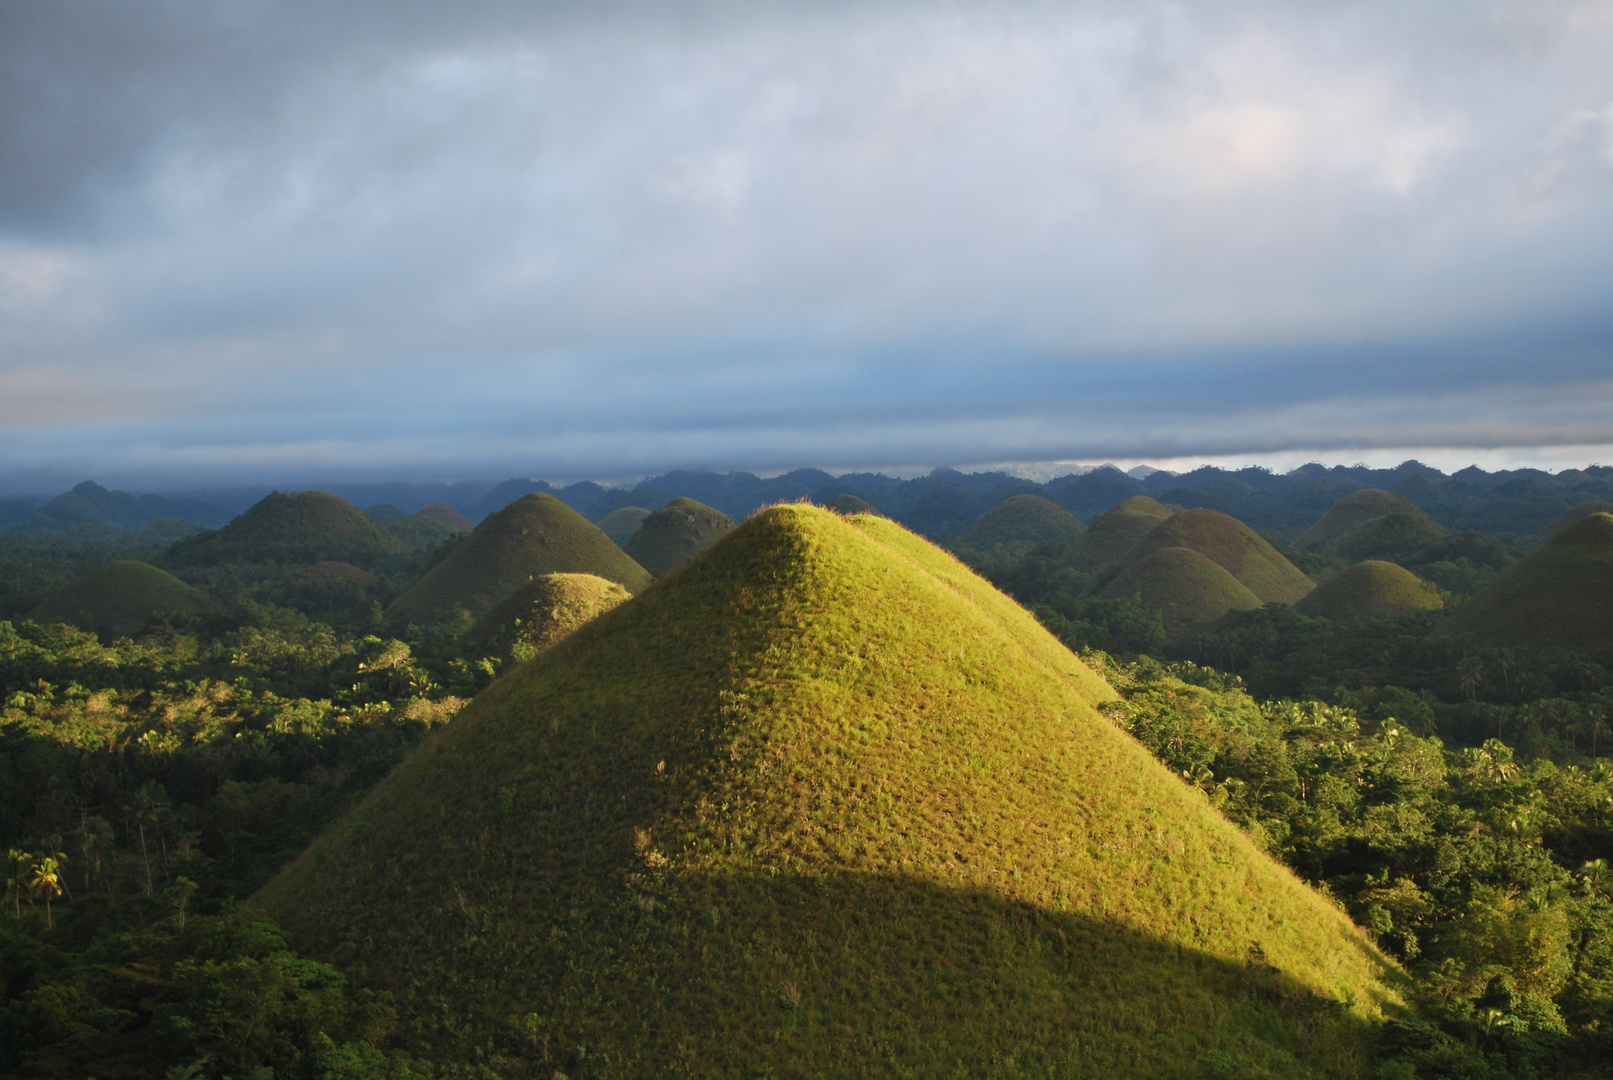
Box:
[385,494,651,629]
[621,496,734,577]
[1119,509,1314,604]
[466,572,631,664]
[1066,494,1173,569]
[27,560,210,638]
[1533,500,1613,547]
[1292,561,1443,621]
[166,491,407,567]
[951,494,1084,570]
[1299,490,1446,563]
[1441,512,1613,651]
[1097,546,1265,632]
[260,505,1402,1078]
[597,507,653,545]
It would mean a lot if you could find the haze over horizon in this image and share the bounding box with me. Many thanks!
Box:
[4,0,1613,489]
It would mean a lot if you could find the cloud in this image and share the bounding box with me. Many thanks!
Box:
[1,0,1612,486]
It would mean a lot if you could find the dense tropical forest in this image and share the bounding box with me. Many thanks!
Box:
[2,464,1611,1078]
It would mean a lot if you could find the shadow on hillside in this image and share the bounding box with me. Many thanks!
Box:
[316,870,1400,1080]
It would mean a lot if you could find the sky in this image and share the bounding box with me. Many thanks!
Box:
[3,0,1613,492]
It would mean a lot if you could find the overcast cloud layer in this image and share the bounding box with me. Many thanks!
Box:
[3,0,1613,489]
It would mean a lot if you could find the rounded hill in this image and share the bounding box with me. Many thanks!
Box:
[1097,546,1264,632]
[261,506,1401,1077]
[466,572,631,664]
[952,494,1084,569]
[1119,508,1314,604]
[384,494,651,629]
[1292,561,1443,620]
[1442,512,1613,651]
[1534,500,1613,547]
[621,496,735,577]
[1299,489,1446,562]
[389,503,474,550]
[28,560,209,638]
[1066,495,1173,570]
[597,506,653,545]
[824,493,879,515]
[166,491,407,567]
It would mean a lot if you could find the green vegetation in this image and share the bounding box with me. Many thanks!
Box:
[27,560,210,638]
[1535,501,1613,546]
[596,506,652,545]
[466,572,631,665]
[1300,490,1447,557]
[168,492,408,568]
[1069,494,1173,569]
[365,503,409,526]
[1116,509,1314,605]
[620,496,735,577]
[1097,546,1264,633]
[388,504,473,551]
[823,493,878,515]
[950,494,1084,570]
[1442,513,1613,652]
[1292,561,1444,621]
[261,506,1399,1078]
[385,494,651,630]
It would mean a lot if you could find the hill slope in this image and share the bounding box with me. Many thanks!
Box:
[1298,489,1446,563]
[389,503,474,550]
[1066,495,1173,569]
[166,491,407,567]
[597,506,653,545]
[28,560,209,637]
[1442,512,1613,651]
[1293,561,1443,620]
[466,573,631,664]
[384,494,651,628]
[1534,500,1613,547]
[1097,546,1265,632]
[620,496,735,577]
[951,494,1085,569]
[1119,509,1314,604]
[261,506,1401,1077]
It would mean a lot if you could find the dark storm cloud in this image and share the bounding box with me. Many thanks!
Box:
[2,0,1613,486]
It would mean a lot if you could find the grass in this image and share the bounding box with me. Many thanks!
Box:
[598,507,653,545]
[467,572,632,664]
[1292,561,1443,620]
[1119,509,1314,605]
[951,494,1084,570]
[385,494,652,629]
[167,491,408,568]
[1442,512,1613,651]
[1534,500,1613,546]
[1097,546,1264,632]
[27,559,210,638]
[621,497,735,577]
[1067,495,1173,569]
[1298,490,1445,561]
[260,505,1403,1078]
[390,504,473,550]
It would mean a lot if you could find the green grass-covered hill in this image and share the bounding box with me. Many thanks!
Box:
[260,505,1402,1078]
[597,506,653,546]
[1119,509,1314,604]
[384,494,651,629]
[27,560,210,638]
[1298,489,1446,563]
[364,502,408,525]
[824,493,879,515]
[621,496,735,577]
[466,572,632,664]
[1441,512,1613,651]
[1292,560,1443,620]
[951,494,1084,570]
[1097,546,1264,632]
[1067,494,1173,570]
[1533,500,1613,546]
[389,503,474,550]
[167,491,408,568]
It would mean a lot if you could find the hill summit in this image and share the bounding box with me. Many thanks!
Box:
[1066,494,1173,569]
[621,496,734,577]
[261,505,1400,1077]
[1116,508,1314,604]
[166,491,406,567]
[1298,489,1446,563]
[1442,512,1613,651]
[466,572,631,664]
[951,494,1084,569]
[384,494,650,628]
[1293,561,1443,620]
[28,560,209,638]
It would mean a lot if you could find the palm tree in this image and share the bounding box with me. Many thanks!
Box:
[28,854,65,929]
[4,850,32,922]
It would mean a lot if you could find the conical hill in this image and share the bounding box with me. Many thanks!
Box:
[1097,546,1264,632]
[28,560,209,638]
[384,494,651,628]
[1442,512,1613,651]
[1066,494,1172,569]
[621,496,734,577]
[1298,489,1446,562]
[1119,509,1314,604]
[389,503,474,549]
[597,506,652,545]
[167,491,407,567]
[1534,501,1613,547]
[1293,561,1443,620]
[824,493,878,515]
[466,572,631,664]
[260,506,1401,1077]
[952,494,1084,569]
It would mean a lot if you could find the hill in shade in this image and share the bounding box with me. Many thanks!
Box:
[1118,509,1314,604]
[166,491,408,568]
[951,494,1085,570]
[466,572,631,664]
[28,560,210,638]
[1292,561,1444,620]
[1441,513,1613,651]
[260,505,1401,1077]
[302,561,375,585]
[364,503,408,526]
[388,503,474,550]
[10,480,232,533]
[621,497,735,577]
[597,506,653,546]
[1533,500,1613,547]
[1298,489,1447,564]
[824,493,879,515]
[1066,495,1174,570]
[1097,547,1264,632]
[385,494,650,629]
